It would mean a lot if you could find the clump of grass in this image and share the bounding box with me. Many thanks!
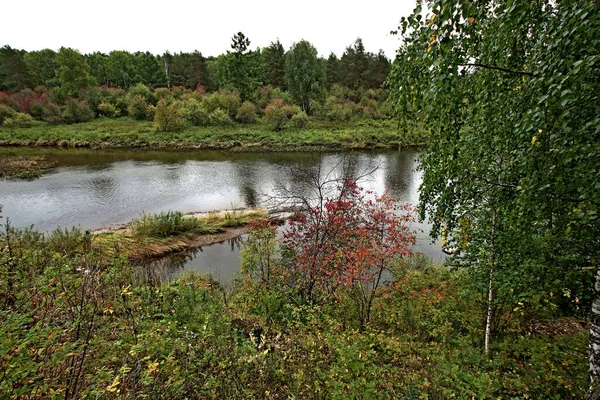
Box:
[130,211,215,238]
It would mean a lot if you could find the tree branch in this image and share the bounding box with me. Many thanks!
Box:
[461,63,534,77]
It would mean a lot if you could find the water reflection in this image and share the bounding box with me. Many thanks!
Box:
[134,235,246,284]
[0,148,444,283]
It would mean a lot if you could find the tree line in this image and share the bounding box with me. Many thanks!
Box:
[0,35,395,131]
[0,35,390,100]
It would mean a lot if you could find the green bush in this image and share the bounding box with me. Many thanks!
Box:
[182,98,210,126]
[235,101,258,123]
[153,99,186,132]
[290,110,309,128]
[97,101,120,118]
[0,104,17,125]
[128,83,156,104]
[264,98,294,131]
[254,85,292,109]
[3,112,37,128]
[326,102,354,122]
[202,89,241,118]
[209,108,234,126]
[127,95,151,120]
[62,99,94,124]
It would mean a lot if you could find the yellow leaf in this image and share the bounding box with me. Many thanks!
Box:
[107,376,120,393]
[430,34,437,43]
[467,16,475,24]
[429,14,436,26]
[531,135,538,145]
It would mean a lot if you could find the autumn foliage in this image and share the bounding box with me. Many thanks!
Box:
[241,179,415,327]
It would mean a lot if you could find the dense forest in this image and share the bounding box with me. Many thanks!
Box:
[0,35,395,132]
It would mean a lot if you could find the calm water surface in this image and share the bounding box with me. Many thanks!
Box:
[0,148,443,282]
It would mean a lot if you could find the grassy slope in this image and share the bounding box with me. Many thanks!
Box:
[0,118,427,151]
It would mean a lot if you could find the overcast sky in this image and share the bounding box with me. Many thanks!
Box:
[1,0,416,59]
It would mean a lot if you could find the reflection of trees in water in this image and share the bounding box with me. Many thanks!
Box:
[266,153,381,211]
[383,150,419,200]
[232,161,259,208]
[133,235,246,283]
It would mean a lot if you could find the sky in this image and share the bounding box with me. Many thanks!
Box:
[1,0,417,59]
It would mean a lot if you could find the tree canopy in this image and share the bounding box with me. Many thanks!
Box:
[388,0,599,391]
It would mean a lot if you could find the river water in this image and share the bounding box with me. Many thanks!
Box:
[0,148,444,282]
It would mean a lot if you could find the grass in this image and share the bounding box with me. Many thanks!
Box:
[0,117,428,151]
[94,208,268,259]
[0,224,588,398]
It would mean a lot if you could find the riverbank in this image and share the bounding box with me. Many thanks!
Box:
[0,118,427,151]
[93,208,271,260]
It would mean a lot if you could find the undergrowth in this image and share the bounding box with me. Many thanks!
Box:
[0,218,588,399]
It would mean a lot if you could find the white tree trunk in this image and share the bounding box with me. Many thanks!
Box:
[484,210,497,357]
[588,268,600,399]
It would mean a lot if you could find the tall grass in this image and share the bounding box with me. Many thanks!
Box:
[130,211,214,238]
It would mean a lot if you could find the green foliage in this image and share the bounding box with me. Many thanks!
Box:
[55,47,97,98]
[388,0,600,384]
[254,85,291,109]
[130,211,210,238]
[263,98,294,131]
[0,45,32,92]
[0,104,17,124]
[284,40,325,114]
[202,88,241,118]
[153,98,185,132]
[235,100,258,123]
[209,108,234,126]
[97,100,119,118]
[2,111,37,128]
[290,109,309,128]
[181,98,210,126]
[0,209,589,398]
[127,94,151,120]
[62,99,94,124]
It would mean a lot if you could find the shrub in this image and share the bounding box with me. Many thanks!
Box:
[326,102,353,122]
[235,101,258,123]
[97,101,120,118]
[202,89,241,118]
[40,103,63,124]
[182,98,210,126]
[209,108,234,126]
[264,98,294,131]
[3,112,37,128]
[153,99,186,132]
[290,110,309,128]
[0,104,17,125]
[154,87,172,101]
[62,99,94,124]
[128,83,155,104]
[254,85,292,109]
[170,86,192,100]
[99,86,127,115]
[127,95,151,120]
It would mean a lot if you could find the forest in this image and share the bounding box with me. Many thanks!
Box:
[1,0,599,398]
[0,35,405,140]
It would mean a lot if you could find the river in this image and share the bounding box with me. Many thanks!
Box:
[0,148,444,282]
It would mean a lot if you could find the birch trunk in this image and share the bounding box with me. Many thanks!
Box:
[484,209,497,357]
[588,268,600,399]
